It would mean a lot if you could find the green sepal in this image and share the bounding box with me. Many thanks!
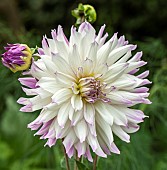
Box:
[30,45,38,54]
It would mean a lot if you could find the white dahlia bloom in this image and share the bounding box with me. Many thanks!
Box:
[18,22,151,161]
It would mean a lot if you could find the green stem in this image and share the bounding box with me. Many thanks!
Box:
[62,142,70,170]
[93,155,98,170]
[74,151,78,170]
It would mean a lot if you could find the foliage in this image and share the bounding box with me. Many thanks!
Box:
[0,0,167,169]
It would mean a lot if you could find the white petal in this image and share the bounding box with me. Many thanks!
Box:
[87,41,98,63]
[47,38,57,53]
[56,120,71,139]
[33,58,48,71]
[112,124,130,143]
[102,63,128,83]
[88,123,97,137]
[84,103,95,125]
[95,24,106,43]
[56,25,69,46]
[113,91,149,105]
[125,61,147,73]
[116,51,132,64]
[52,88,72,104]
[69,26,82,46]
[42,36,51,56]
[78,22,95,41]
[128,51,142,62]
[94,139,107,158]
[30,62,49,79]
[40,55,57,74]
[71,110,83,126]
[74,120,88,143]
[17,97,31,106]
[110,33,118,50]
[71,94,83,111]
[113,74,144,90]
[107,92,132,105]
[55,71,74,88]
[40,109,59,122]
[85,145,93,162]
[97,135,111,155]
[122,123,140,133]
[22,87,51,99]
[107,45,133,66]
[63,129,77,153]
[94,102,113,126]
[37,77,61,94]
[66,146,74,158]
[96,113,113,144]
[68,44,82,71]
[116,35,125,48]
[118,107,146,124]
[82,58,94,76]
[106,105,128,126]
[109,74,138,90]
[31,96,51,111]
[137,70,149,79]
[44,102,59,110]
[18,77,37,88]
[110,142,120,154]
[98,33,108,48]
[20,96,51,112]
[57,102,71,128]
[69,106,74,121]
[54,40,69,60]
[78,22,96,59]
[93,63,108,75]
[52,53,75,76]
[75,141,86,158]
[87,132,98,152]
[97,41,112,65]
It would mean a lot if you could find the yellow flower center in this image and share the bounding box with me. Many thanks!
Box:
[72,77,110,103]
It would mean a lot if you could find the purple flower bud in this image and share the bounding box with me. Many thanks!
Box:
[1,43,32,73]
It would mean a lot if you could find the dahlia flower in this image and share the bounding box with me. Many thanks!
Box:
[18,22,151,161]
[2,44,32,73]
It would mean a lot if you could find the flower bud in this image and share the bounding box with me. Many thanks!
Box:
[83,4,97,23]
[71,3,97,27]
[1,44,32,73]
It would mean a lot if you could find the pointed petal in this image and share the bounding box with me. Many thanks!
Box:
[95,102,113,126]
[52,88,72,104]
[112,125,130,143]
[75,141,86,158]
[57,102,71,128]
[107,45,133,65]
[106,104,128,126]
[68,44,82,71]
[96,113,113,144]
[71,94,83,111]
[84,103,95,125]
[63,129,77,153]
[74,120,88,143]
[71,110,83,126]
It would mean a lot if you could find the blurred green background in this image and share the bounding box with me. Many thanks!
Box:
[0,0,167,170]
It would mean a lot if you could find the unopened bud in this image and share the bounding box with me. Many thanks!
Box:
[72,3,97,27]
[1,44,32,73]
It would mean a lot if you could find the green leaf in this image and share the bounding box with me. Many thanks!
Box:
[0,141,13,161]
[60,156,66,169]
[76,160,89,170]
